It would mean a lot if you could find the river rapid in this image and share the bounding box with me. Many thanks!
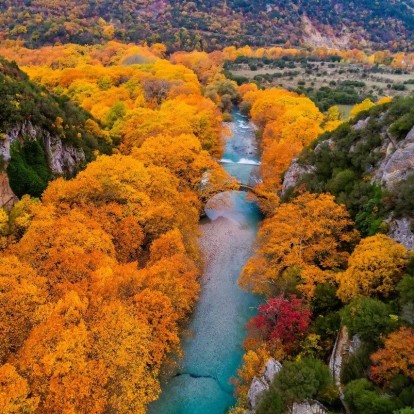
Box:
[149,109,262,414]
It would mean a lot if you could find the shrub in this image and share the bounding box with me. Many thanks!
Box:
[341,297,398,344]
[391,174,414,217]
[344,379,398,414]
[7,140,51,198]
[257,358,337,414]
[341,342,376,384]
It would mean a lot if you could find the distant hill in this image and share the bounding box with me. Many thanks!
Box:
[0,0,413,51]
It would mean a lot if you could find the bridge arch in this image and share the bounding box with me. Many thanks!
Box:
[238,183,256,193]
[200,182,265,219]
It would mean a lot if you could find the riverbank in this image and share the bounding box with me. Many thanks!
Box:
[149,109,262,413]
[149,202,260,413]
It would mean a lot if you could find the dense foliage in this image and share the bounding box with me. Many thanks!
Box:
[1,39,414,413]
[0,57,107,149]
[258,358,337,414]
[286,95,414,236]
[0,43,235,413]
[234,86,414,413]
[7,140,50,198]
[0,56,111,197]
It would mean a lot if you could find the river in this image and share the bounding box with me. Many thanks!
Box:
[149,109,262,414]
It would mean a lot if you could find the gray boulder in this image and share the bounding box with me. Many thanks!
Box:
[263,359,282,383]
[375,126,414,189]
[247,359,282,409]
[247,377,269,410]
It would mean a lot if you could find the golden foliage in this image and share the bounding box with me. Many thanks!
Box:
[0,256,46,363]
[336,234,408,302]
[350,98,375,118]
[370,327,414,385]
[241,88,324,196]
[240,192,359,298]
[0,363,39,413]
[0,42,234,411]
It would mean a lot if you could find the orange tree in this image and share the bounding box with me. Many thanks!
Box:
[370,327,414,385]
[240,192,359,298]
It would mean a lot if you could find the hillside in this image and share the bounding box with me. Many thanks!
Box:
[0,43,238,414]
[1,0,414,51]
[0,39,414,413]
[229,91,414,413]
[282,96,414,245]
[0,57,109,203]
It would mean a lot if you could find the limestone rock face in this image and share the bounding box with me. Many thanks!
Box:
[291,400,328,414]
[247,359,282,410]
[247,377,269,410]
[0,121,85,176]
[281,159,315,196]
[353,117,370,131]
[246,359,328,413]
[375,126,414,189]
[388,217,414,250]
[42,131,85,175]
[0,121,86,208]
[263,359,282,383]
[349,334,362,355]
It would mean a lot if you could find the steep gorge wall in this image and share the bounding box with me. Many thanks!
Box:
[0,121,86,209]
[281,117,414,250]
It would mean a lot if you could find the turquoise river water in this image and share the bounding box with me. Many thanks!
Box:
[149,109,262,414]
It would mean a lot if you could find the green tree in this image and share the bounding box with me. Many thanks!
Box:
[258,358,337,414]
[344,379,397,414]
[7,141,50,198]
[341,297,398,344]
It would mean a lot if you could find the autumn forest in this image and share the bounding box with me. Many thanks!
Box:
[1,3,414,414]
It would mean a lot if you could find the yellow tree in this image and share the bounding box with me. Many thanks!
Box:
[350,98,375,118]
[15,291,108,414]
[132,133,237,201]
[140,254,200,319]
[15,208,116,298]
[323,106,343,132]
[242,88,323,195]
[92,290,180,413]
[0,364,39,413]
[336,234,408,302]
[0,256,46,363]
[0,208,8,249]
[234,348,271,397]
[8,195,40,241]
[240,192,359,298]
[91,300,158,414]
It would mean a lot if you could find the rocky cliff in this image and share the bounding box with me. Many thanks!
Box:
[246,359,328,414]
[0,172,18,210]
[1,121,85,176]
[0,56,109,207]
[281,96,414,249]
[0,122,87,209]
[374,126,414,190]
